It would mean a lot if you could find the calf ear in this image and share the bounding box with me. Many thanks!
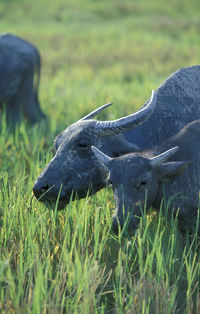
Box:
[157,161,191,181]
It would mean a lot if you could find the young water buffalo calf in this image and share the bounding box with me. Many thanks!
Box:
[92,120,200,234]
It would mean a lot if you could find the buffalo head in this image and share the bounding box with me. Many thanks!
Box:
[33,90,156,209]
[92,145,189,233]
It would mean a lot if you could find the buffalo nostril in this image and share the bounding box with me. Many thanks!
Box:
[33,180,49,199]
[40,185,48,195]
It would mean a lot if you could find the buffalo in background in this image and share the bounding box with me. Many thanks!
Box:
[0,33,46,126]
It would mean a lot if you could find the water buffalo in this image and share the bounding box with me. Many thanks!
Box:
[0,33,46,125]
[91,119,200,234]
[33,90,157,209]
[33,66,200,210]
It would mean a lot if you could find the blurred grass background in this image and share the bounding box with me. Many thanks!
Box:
[1,0,200,128]
[0,0,200,313]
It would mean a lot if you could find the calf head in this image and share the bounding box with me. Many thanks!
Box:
[92,146,189,233]
[33,91,156,209]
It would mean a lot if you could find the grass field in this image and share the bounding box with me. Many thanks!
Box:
[0,0,200,313]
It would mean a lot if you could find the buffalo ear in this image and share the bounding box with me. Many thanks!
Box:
[157,161,191,181]
[111,137,139,157]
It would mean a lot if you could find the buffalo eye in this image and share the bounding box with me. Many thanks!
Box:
[136,180,147,189]
[77,139,90,150]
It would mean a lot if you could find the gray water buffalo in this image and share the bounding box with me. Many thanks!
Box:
[92,119,200,234]
[33,91,157,208]
[0,33,46,125]
[33,66,200,210]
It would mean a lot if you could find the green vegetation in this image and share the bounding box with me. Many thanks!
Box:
[0,0,200,312]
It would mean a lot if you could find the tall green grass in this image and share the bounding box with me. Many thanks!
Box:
[0,0,200,312]
[0,142,199,312]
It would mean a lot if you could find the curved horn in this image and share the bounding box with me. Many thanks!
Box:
[150,146,179,167]
[94,90,157,135]
[91,146,112,167]
[80,103,113,121]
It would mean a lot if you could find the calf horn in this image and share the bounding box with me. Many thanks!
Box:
[150,146,179,167]
[91,146,112,166]
[94,90,157,135]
